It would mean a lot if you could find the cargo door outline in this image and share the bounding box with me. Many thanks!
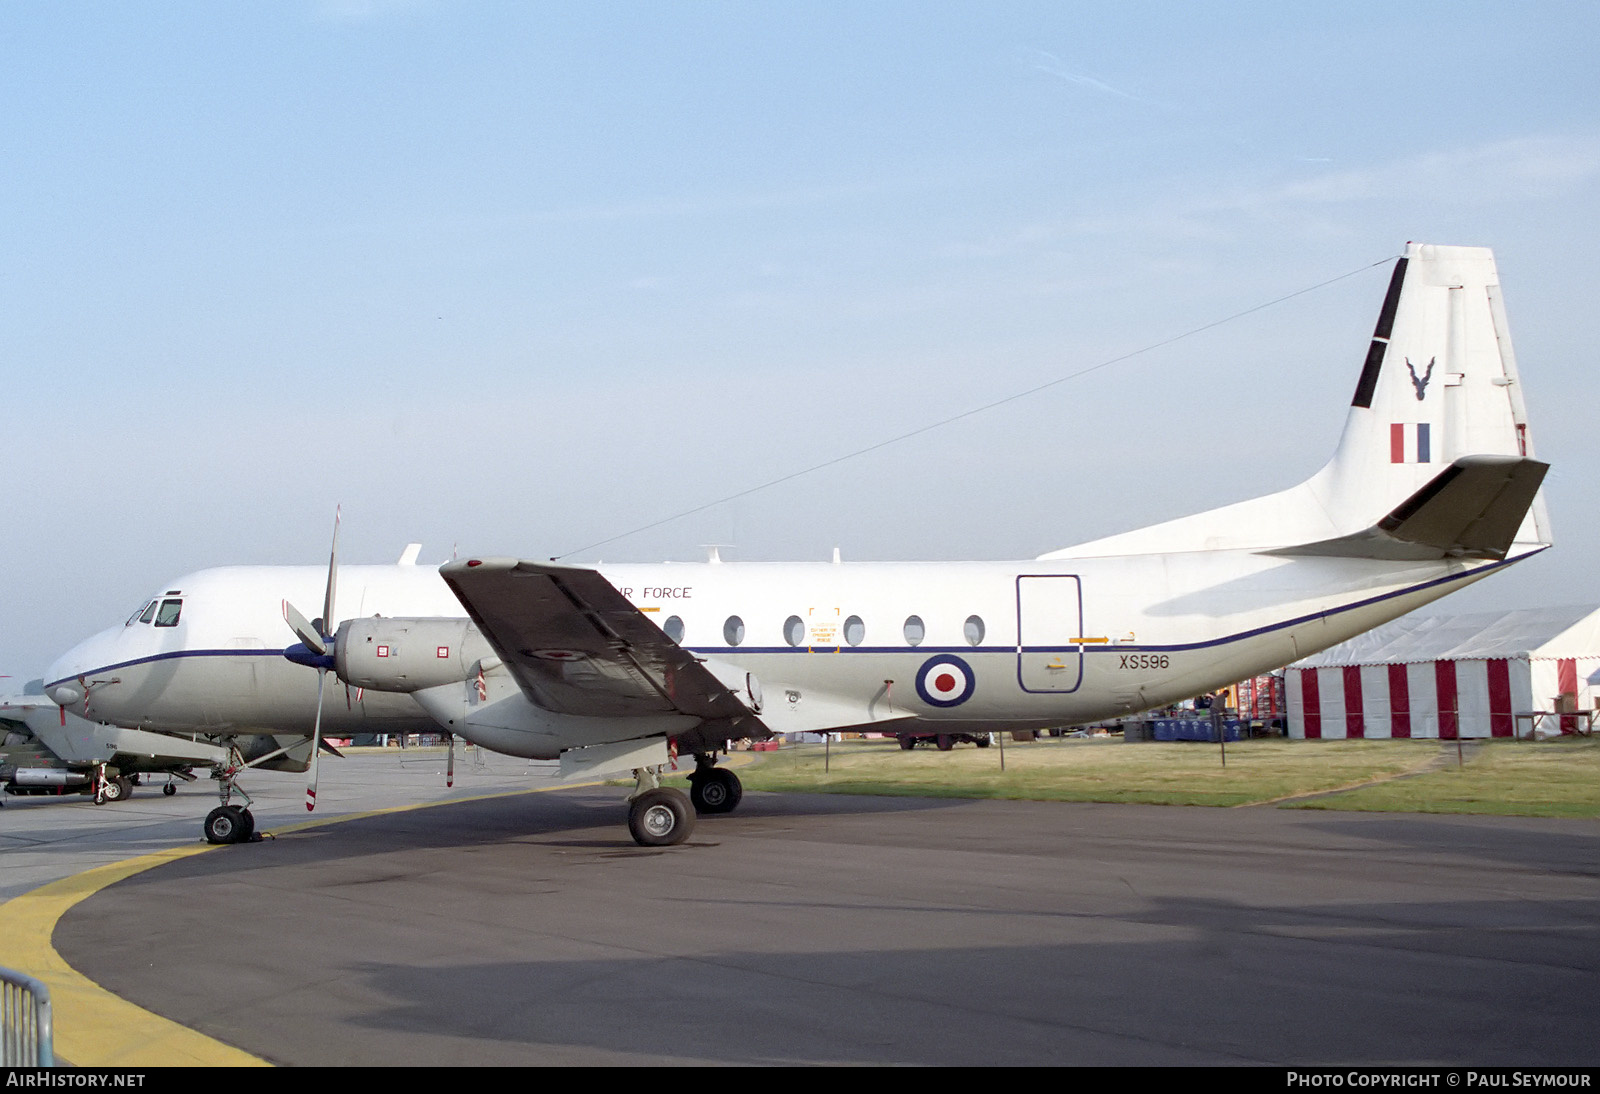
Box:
[1016,574,1084,694]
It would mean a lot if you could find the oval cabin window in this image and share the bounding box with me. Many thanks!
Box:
[903,615,925,647]
[844,615,865,647]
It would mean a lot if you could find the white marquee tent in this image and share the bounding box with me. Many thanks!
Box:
[1286,606,1600,739]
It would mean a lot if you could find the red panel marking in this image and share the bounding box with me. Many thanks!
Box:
[1390,423,1405,464]
[1559,658,1578,733]
[437,646,449,658]
[1435,660,1459,739]
[377,645,390,658]
[1300,668,1321,739]
[1487,658,1513,738]
[1388,663,1411,738]
[1343,665,1364,739]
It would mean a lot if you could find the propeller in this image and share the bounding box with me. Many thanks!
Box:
[281,508,341,812]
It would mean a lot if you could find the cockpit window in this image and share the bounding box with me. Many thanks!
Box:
[138,601,159,625]
[153,598,183,627]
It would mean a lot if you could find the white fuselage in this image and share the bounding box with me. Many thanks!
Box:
[43,546,1525,760]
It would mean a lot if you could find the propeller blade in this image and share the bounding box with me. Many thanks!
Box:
[306,668,326,812]
[282,600,326,656]
[447,732,455,788]
[321,506,341,643]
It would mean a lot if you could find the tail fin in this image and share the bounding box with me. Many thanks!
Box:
[1042,242,1552,559]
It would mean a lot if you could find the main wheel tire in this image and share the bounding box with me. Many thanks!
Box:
[162,783,177,797]
[974,735,991,748]
[628,788,694,847]
[116,775,134,798]
[936,734,954,752]
[236,808,256,842]
[101,776,125,802]
[898,735,916,750]
[689,768,742,815]
[204,805,243,844]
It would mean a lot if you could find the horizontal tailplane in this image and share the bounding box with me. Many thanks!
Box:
[1269,455,1548,561]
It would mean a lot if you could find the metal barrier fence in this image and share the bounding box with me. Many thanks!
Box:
[1,966,53,1066]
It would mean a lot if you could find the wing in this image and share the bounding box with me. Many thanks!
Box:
[438,557,764,732]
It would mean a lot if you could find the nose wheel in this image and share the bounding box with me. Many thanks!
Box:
[203,751,259,844]
[204,804,256,844]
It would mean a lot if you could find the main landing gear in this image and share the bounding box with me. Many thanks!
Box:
[687,757,742,815]
[627,767,694,847]
[95,773,134,804]
[625,755,746,847]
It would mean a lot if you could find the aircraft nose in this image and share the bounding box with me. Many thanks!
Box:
[48,680,83,707]
[43,625,122,706]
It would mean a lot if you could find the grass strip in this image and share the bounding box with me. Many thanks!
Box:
[724,735,1600,817]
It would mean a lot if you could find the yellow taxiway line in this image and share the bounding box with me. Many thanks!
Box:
[0,781,612,1067]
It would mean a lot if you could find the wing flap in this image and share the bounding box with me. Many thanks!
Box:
[439,558,762,726]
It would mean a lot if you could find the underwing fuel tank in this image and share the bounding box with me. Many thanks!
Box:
[9,768,93,787]
[334,618,496,693]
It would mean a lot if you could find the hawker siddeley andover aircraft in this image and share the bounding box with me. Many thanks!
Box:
[43,244,1551,847]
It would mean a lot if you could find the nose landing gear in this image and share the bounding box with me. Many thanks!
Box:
[204,804,256,845]
[201,749,260,844]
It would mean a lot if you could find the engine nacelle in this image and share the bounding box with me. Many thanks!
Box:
[699,658,763,714]
[335,617,495,693]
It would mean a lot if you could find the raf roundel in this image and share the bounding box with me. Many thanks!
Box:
[915,654,976,708]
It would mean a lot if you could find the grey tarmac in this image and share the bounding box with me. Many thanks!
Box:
[32,751,1600,1067]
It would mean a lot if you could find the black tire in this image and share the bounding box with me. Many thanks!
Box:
[974,735,991,748]
[936,734,954,752]
[628,788,694,847]
[162,783,177,797]
[689,768,742,814]
[236,809,256,842]
[898,735,916,750]
[100,776,125,802]
[116,775,134,799]
[204,805,246,845]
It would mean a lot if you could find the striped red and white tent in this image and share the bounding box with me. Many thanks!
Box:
[1287,606,1600,739]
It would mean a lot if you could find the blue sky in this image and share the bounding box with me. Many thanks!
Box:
[3,2,1597,673]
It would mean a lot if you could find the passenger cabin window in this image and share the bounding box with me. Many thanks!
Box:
[723,616,745,647]
[663,615,685,644]
[964,615,985,646]
[783,615,805,647]
[844,615,865,647]
[153,598,183,627]
[127,601,155,626]
[903,615,925,647]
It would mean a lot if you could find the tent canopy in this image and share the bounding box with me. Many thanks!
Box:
[1295,606,1600,667]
